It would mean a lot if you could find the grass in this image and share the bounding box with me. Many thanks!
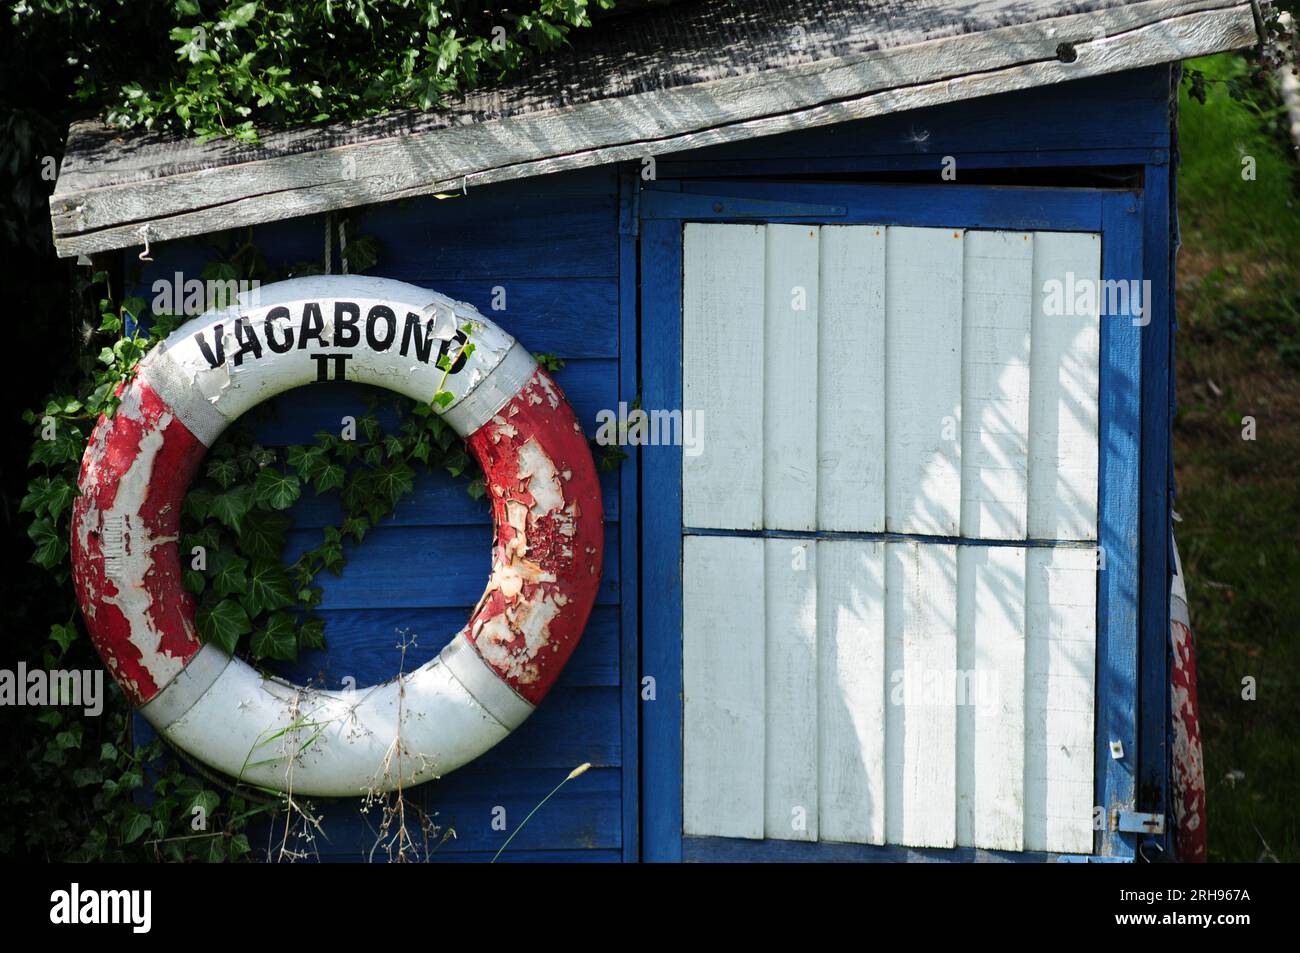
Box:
[1174,54,1300,862]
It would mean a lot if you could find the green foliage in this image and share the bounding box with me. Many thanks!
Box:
[11,0,612,143]
[1179,55,1300,370]
[1175,52,1300,861]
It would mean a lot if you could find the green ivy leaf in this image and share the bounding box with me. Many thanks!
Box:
[21,475,77,520]
[211,553,250,598]
[244,559,296,615]
[341,515,369,544]
[209,485,254,533]
[298,617,326,651]
[29,427,83,467]
[254,468,301,510]
[235,510,290,560]
[374,461,415,507]
[206,457,240,489]
[120,811,152,845]
[28,518,67,569]
[197,599,251,653]
[49,623,78,656]
[251,612,298,661]
[312,461,346,494]
[182,788,220,820]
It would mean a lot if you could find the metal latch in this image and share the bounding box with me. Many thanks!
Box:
[1111,810,1166,835]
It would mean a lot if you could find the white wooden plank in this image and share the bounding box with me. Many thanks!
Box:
[683,223,765,530]
[764,538,818,840]
[960,231,1033,540]
[683,535,766,839]
[1024,546,1098,854]
[818,225,887,532]
[1028,231,1102,541]
[817,539,886,845]
[955,545,1027,851]
[885,227,964,536]
[884,541,958,848]
[764,225,820,530]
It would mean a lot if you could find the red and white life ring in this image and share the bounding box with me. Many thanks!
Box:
[71,276,603,796]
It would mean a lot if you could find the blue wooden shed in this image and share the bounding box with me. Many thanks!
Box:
[50,0,1258,862]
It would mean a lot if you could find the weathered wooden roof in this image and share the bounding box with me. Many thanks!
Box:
[50,0,1258,257]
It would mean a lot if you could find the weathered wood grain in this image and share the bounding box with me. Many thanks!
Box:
[1024,546,1098,853]
[763,225,820,531]
[683,223,766,530]
[885,226,964,535]
[683,535,766,839]
[955,545,1027,851]
[764,538,819,841]
[817,539,886,845]
[960,230,1033,540]
[51,2,1255,256]
[1028,231,1102,540]
[885,540,958,848]
[817,225,886,532]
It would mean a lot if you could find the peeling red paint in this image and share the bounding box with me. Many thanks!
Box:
[463,368,603,704]
[71,381,205,705]
[1170,614,1207,863]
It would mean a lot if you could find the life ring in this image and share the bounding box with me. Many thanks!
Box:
[71,276,603,797]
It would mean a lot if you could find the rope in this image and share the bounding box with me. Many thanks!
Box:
[339,218,349,275]
[324,212,333,274]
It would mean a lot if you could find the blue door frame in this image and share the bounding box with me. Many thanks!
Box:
[637,179,1148,862]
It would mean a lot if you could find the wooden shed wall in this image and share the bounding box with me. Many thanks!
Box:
[134,168,635,862]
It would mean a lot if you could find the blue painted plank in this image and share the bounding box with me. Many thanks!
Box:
[639,213,684,862]
[657,148,1168,180]
[381,277,619,357]
[618,173,641,862]
[282,522,620,609]
[659,67,1170,169]
[246,359,617,445]
[683,836,1058,864]
[362,190,618,280]
[468,686,622,770]
[1095,192,1144,860]
[301,766,622,857]
[1139,156,1174,856]
[666,180,1106,232]
[265,604,621,689]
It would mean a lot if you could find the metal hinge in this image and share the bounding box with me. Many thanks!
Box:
[1111,810,1166,835]
[639,191,847,221]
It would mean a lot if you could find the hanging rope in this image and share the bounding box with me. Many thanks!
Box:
[324,212,333,274]
[339,217,349,275]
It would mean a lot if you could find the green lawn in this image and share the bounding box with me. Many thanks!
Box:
[1174,54,1300,862]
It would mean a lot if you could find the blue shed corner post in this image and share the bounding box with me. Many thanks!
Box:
[638,208,685,863]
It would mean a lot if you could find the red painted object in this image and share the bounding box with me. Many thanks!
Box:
[465,368,604,704]
[71,382,206,705]
[1169,542,1207,862]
